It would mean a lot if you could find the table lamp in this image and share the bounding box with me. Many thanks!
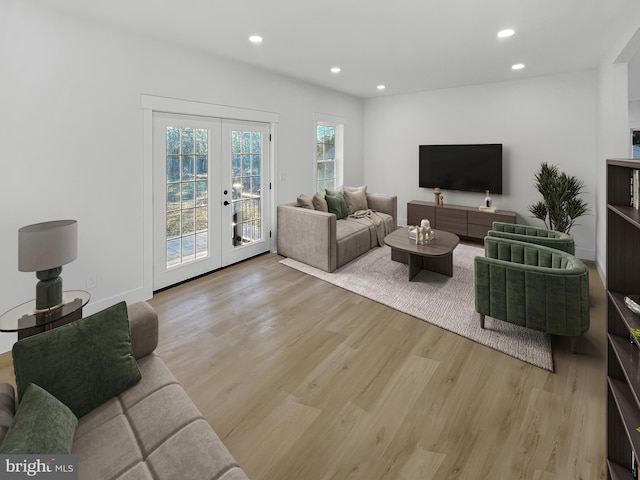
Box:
[18,220,78,311]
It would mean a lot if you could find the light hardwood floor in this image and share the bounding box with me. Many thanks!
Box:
[0,252,607,480]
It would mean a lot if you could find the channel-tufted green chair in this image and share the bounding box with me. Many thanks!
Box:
[474,236,589,353]
[487,221,575,254]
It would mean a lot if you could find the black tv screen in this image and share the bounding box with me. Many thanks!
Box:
[419,144,503,194]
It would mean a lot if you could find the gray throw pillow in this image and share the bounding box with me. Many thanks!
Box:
[0,383,77,454]
[343,187,368,214]
[326,185,367,197]
[297,194,315,209]
[312,193,329,212]
[12,301,141,418]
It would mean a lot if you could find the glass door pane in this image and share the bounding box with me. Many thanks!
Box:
[165,126,209,267]
[221,120,270,266]
[231,129,263,247]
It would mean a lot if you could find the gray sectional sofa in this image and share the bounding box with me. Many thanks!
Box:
[277,189,397,272]
[0,301,248,480]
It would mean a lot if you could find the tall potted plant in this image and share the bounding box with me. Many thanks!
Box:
[528,162,589,234]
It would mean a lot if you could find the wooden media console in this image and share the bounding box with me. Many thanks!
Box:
[407,200,516,241]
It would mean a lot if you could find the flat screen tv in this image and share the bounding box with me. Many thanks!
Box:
[419,144,503,194]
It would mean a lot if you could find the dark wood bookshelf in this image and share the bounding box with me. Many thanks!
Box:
[607,158,640,479]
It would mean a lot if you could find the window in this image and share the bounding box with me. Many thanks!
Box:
[316,124,336,192]
[314,117,343,193]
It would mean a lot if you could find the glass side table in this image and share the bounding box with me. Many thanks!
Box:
[0,290,91,340]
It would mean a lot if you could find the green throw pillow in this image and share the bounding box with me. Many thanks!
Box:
[0,383,77,454]
[12,301,141,418]
[325,193,349,220]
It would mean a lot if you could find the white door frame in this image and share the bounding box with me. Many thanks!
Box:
[142,94,279,295]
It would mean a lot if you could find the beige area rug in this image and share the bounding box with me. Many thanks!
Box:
[280,244,554,372]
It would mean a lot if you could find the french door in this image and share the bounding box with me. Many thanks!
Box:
[153,113,271,290]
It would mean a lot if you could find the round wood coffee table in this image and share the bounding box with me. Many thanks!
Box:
[384,228,460,281]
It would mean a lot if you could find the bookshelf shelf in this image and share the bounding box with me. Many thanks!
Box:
[608,204,640,229]
[608,459,633,480]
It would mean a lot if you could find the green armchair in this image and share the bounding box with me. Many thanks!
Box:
[474,236,589,352]
[487,221,575,254]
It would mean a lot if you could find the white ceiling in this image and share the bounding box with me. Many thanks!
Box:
[32,0,639,98]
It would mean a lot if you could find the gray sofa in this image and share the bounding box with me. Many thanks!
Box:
[0,302,248,480]
[277,192,397,272]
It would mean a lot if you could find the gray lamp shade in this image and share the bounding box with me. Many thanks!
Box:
[18,220,78,272]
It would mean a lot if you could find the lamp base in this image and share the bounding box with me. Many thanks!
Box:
[35,267,64,311]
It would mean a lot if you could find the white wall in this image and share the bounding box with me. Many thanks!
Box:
[596,63,629,278]
[629,36,640,130]
[631,101,640,128]
[629,47,640,102]
[595,6,640,279]
[363,71,598,260]
[0,1,364,353]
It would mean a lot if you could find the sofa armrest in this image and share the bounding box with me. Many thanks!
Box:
[127,301,159,360]
[0,383,16,445]
[277,203,337,272]
[367,193,397,230]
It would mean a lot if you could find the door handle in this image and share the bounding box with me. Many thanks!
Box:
[223,201,230,206]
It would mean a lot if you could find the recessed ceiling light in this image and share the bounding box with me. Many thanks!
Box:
[512,63,525,70]
[331,66,341,74]
[377,85,386,90]
[249,35,263,44]
[497,29,515,38]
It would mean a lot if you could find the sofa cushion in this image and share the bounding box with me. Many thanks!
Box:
[312,192,328,212]
[73,354,180,479]
[147,419,242,480]
[119,355,178,409]
[73,357,173,443]
[0,383,77,454]
[73,350,246,480]
[127,384,203,455]
[13,301,141,418]
[297,194,315,209]
[343,186,369,214]
[336,220,371,268]
[346,212,394,247]
[114,463,154,480]
[219,469,251,480]
[326,193,349,219]
[75,409,145,479]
